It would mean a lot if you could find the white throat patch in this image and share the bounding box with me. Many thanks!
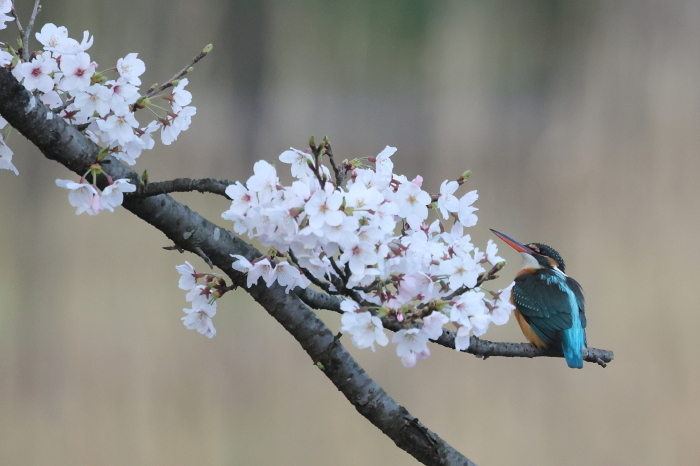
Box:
[520,252,541,270]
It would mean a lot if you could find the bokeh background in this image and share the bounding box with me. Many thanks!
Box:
[0,1,697,464]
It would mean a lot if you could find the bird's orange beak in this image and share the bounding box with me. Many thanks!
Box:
[490,229,536,255]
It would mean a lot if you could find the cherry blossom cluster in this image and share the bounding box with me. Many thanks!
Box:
[0,19,198,214]
[176,261,230,338]
[208,143,515,366]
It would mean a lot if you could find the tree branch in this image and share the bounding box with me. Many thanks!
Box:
[131,177,233,199]
[296,288,614,367]
[0,67,477,466]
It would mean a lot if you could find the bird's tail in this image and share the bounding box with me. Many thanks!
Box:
[562,326,586,369]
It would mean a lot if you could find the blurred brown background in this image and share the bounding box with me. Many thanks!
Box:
[0,1,697,464]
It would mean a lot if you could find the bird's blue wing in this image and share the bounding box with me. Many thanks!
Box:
[512,270,575,346]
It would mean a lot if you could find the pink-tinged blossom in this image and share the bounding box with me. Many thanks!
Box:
[437,180,459,219]
[338,240,377,276]
[73,84,112,117]
[116,53,145,85]
[176,261,198,290]
[392,328,430,368]
[222,181,258,218]
[105,78,139,106]
[55,179,101,215]
[13,52,58,93]
[101,178,136,211]
[458,190,479,227]
[58,52,95,92]
[279,148,313,178]
[0,136,18,175]
[340,311,388,352]
[422,311,449,340]
[171,78,192,107]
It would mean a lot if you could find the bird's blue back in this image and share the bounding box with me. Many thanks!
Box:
[513,268,587,368]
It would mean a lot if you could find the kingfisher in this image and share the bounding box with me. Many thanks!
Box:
[490,229,587,368]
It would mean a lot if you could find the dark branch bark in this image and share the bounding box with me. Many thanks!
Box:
[131,177,233,199]
[0,67,476,466]
[296,288,614,367]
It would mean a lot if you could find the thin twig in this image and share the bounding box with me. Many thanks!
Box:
[23,0,41,60]
[145,46,211,98]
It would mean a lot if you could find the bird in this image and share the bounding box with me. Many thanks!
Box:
[490,229,587,368]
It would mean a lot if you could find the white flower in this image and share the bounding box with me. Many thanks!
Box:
[375,145,396,174]
[172,78,192,107]
[279,148,313,178]
[437,180,459,219]
[340,311,388,352]
[489,283,514,325]
[55,179,101,215]
[485,239,505,265]
[116,53,145,85]
[52,30,93,55]
[305,189,344,230]
[97,101,138,145]
[345,183,383,211]
[160,106,197,145]
[392,328,430,368]
[58,52,95,92]
[245,160,279,205]
[222,181,258,218]
[0,49,11,66]
[338,240,377,277]
[449,291,490,337]
[421,311,449,340]
[101,179,136,211]
[176,261,198,290]
[73,84,112,117]
[394,181,431,230]
[105,78,139,106]
[0,136,18,175]
[274,261,308,293]
[457,190,479,227]
[454,326,471,351]
[182,297,217,338]
[439,255,479,290]
[13,52,58,93]
[35,24,69,51]
[231,255,275,288]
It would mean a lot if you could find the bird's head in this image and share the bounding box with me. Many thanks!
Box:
[490,229,565,273]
